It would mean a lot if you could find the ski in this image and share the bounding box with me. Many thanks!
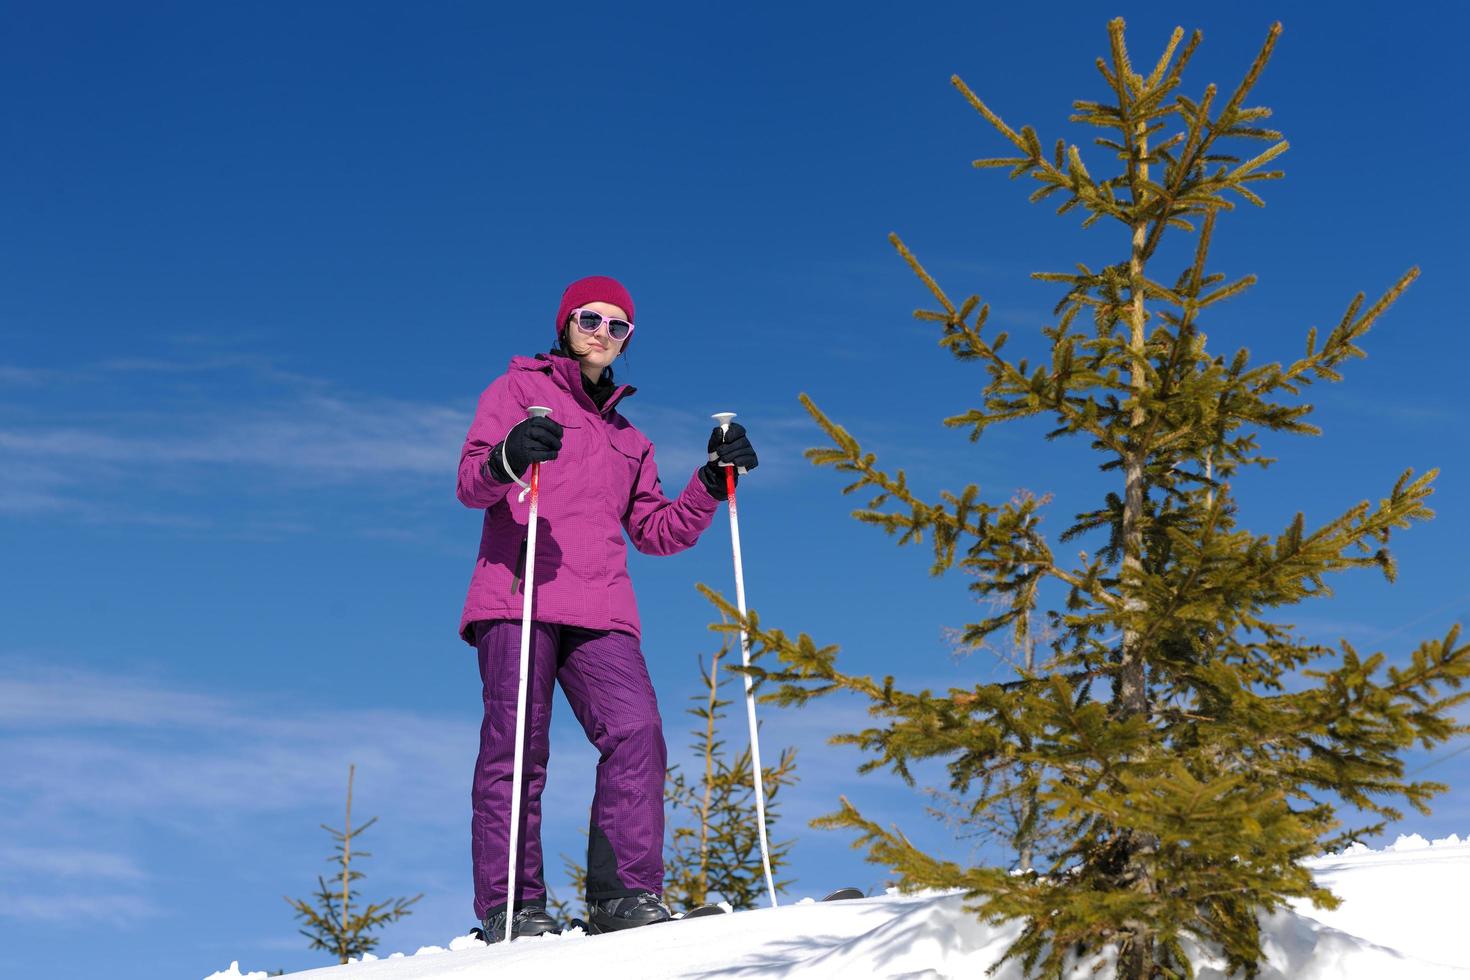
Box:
[557,889,862,936]
[679,904,726,919]
[566,905,721,935]
[481,888,865,940]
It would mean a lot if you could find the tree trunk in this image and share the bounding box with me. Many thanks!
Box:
[1018,603,1037,872]
[341,764,355,965]
[1120,104,1151,724]
[697,647,721,906]
[1122,939,1156,980]
[1117,101,1157,980]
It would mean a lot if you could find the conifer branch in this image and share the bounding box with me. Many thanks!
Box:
[799,391,1123,621]
[889,234,1123,450]
[1218,23,1284,131]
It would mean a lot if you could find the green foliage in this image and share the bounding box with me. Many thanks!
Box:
[284,766,421,964]
[703,17,1469,980]
[664,636,799,909]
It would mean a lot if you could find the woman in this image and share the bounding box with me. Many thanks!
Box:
[455,275,758,941]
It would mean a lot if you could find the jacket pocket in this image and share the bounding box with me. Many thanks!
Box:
[605,428,645,506]
[510,536,528,595]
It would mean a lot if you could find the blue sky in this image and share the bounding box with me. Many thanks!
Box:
[3,2,1468,977]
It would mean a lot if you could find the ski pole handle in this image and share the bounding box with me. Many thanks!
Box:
[509,406,554,503]
[711,411,748,476]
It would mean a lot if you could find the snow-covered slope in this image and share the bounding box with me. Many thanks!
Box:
[207,834,1470,980]
[1293,833,1470,971]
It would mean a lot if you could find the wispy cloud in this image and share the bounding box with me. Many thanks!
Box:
[0,891,163,924]
[90,353,325,389]
[0,351,466,524]
[0,458,73,513]
[0,845,147,881]
[0,396,463,477]
[0,663,476,825]
[0,667,235,730]
[0,655,495,927]
[0,364,61,388]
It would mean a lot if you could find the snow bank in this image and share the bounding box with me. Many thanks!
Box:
[206,836,1470,979]
[202,963,268,980]
[1295,832,1470,970]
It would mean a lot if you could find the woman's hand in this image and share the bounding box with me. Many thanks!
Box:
[699,422,758,500]
[487,416,565,482]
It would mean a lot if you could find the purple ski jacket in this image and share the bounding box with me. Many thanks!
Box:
[456,353,720,643]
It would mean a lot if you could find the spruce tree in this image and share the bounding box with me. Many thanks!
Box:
[703,19,1469,979]
[664,635,798,909]
[284,765,421,964]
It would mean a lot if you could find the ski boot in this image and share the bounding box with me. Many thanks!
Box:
[587,892,672,933]
[478,901,561,942]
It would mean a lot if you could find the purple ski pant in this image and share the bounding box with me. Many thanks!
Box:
[471,619,666,920]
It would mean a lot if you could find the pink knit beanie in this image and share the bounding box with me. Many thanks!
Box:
[554,275,636,352]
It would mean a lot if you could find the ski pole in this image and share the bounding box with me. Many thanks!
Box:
[504,405,551,943]
[712,411,778,909]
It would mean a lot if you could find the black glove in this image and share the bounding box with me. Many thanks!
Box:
[484,415,564,483]
[698,422,758,500]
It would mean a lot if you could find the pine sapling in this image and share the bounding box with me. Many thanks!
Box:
[665,635,799,910]
[284,765,421,964]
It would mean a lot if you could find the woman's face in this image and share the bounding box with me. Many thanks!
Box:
[566,301,627,377]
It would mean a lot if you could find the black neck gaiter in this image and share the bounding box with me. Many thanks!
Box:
[582,369,616,409]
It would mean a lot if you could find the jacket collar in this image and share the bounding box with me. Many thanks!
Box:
[517,353,637,416]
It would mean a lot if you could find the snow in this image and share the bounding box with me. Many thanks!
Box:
[202,964,268,980]
[1292,833,1470,971]
[207,834,1470,979]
